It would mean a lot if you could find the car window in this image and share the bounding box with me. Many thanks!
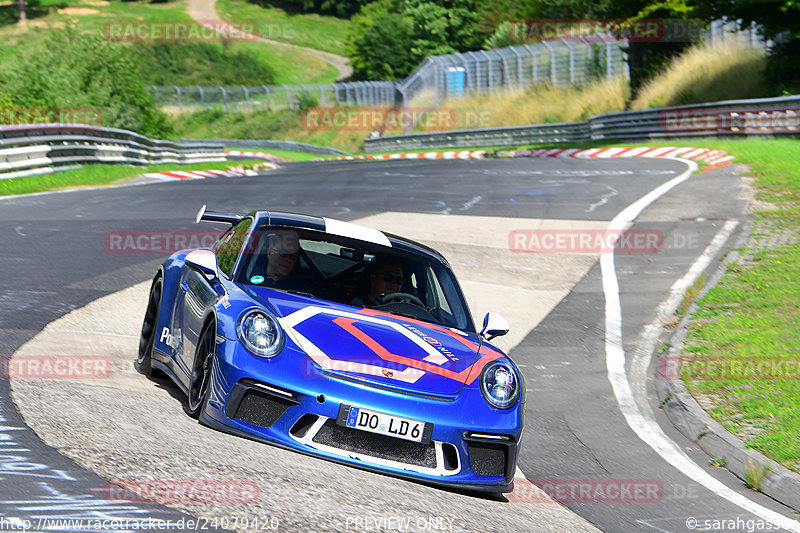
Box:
[214,218,253,278]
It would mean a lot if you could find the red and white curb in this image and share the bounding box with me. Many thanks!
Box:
[511,146,734,166]
[225,150,285,164]
[143,161,280,181]
[318,150,487,161]
[316,146,734,169]
[143,169,259,181]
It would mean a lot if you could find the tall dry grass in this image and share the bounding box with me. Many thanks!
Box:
[409,77,629,129]
[631,41,769,110]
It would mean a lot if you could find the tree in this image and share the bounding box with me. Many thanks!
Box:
[263,0,371,18]
[347,0,488,80]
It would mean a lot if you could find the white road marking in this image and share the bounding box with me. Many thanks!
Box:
[586,184,618,213]
[601,160,800,531]
[461,195,483,211]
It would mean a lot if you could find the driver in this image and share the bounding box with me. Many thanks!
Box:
[364,260,404,306]
[264,230,302,288]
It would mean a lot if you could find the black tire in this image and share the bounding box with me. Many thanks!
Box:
[136,275,162,376]
[187,321,215,419]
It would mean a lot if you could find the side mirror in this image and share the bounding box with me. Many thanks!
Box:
[185,250,218,279]
[481,312,509,341]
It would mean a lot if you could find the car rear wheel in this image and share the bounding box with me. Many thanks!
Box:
[136,275,162,376]
[187,322,215,419]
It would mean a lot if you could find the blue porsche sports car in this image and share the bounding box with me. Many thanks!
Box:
[137,206,524,492]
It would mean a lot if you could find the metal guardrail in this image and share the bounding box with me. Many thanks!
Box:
[0,124,226,179]
[363,95,800,152]
[178,138,347,156]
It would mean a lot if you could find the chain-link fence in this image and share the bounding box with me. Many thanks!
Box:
[152,38,628,113]
[152,82,399,113]
[398,37,626,107]
[704,19,773,50]
[152,20,772,114]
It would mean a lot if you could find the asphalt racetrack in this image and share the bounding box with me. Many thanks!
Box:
[2,157,798,532]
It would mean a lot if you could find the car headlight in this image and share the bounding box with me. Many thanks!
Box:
[237,309,284,358]
[480,360,520,409]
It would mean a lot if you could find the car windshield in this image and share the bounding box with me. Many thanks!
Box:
[232,226,474,331]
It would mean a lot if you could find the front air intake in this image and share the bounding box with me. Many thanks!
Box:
[226,379,299,428]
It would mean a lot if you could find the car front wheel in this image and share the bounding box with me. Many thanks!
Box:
[187,322,215,418]
[136,275,162,376]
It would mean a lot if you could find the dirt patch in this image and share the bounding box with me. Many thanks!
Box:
[22,20,66,29]
[58,7,100,15]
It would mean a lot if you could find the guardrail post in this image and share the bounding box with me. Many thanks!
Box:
[561,39,575,85]
[173,86,182,112]
[242,86,250,111]
[581,38,592,80]
[220,87,228,112]
[433,58,440,108]
[523,45,537,85]
[542,40,557,86]
[480,51,493,93]
[262,85,271,110]
[283,85,290,109]
[497,51,511,92]
[397,85,409,133]
[473,54,482,94]
[509,46,523,90]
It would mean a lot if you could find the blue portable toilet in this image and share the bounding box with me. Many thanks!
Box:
[446,67,466,97]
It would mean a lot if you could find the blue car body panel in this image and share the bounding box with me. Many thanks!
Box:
[145,210,525,492]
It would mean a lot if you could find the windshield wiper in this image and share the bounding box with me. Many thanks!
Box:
[383,309,422,320]
[271,288,316,298]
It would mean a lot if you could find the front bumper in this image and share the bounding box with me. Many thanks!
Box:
[203,339,524,492]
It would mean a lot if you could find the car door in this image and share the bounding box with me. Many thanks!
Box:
[176,217,254,385]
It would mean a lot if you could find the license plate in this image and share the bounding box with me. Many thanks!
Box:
[337,405,427,443]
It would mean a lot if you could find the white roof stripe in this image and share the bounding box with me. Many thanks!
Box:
[322,217,392,247]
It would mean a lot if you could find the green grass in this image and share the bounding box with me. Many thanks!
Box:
[683,234,800,471]
[0,0,338,85]
[228,148,323,162]
[230,40,337,84]
[216,0,350,56]
[660,137,800,474]
[0,159,261,196]
[173,108,365,152]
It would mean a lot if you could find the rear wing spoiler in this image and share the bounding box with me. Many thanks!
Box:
[195,204,243,225]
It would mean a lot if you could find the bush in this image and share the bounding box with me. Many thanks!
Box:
[0,27,171,137]
[765,39,800,95]
[134,43,277,86]
[484,21,516,50]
